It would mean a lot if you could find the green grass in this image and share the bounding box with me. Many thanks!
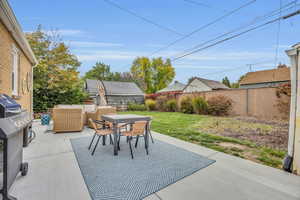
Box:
[123,111,286,168]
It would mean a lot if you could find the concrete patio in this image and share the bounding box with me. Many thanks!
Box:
[10,121,300,200]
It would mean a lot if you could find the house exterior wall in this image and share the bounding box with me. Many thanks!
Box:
[183,79,212,93]
[240,81,290,89]
[0,20,33,113]
[294,54,300,175]
[292,46,300,175]
[286,44,300,175]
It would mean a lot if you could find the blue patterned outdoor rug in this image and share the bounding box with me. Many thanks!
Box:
[71,136,215,200]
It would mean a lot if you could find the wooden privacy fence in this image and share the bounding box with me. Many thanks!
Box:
[174,87,289,120]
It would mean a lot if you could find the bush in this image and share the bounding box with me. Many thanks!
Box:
[166,99,177,112]
[180,96,194,114]
[192,96,208,114]
[156,96,168,111]
[207,95,233,116]
[127,103,147,111]
[145,99,156,111]
[276,83,291,119]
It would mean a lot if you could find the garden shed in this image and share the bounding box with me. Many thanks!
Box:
[85,79,144,106]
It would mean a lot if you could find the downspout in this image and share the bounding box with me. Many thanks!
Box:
[31,63,38,119]
[283,46,298,172]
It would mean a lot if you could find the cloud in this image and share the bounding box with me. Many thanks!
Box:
[75,48,285,65]
[173,51,276,61]
[76,50,142,61]
[145,44,164,48]
[173,64,237,70]
[57,29,84,36]
[272,44,291,49]
[69,41,124,48]
[25,29,85,37]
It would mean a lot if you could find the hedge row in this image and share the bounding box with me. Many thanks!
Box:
[128,95,233,116]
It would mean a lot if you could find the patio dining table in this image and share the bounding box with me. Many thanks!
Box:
[101,114,152,156]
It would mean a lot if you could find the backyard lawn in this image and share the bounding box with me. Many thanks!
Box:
[124,111,288,168]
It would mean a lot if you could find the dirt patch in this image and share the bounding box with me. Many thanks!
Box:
[197,116,288,150]
[219,142,246,150]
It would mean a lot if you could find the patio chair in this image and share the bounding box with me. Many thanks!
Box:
[135,121,154,147]
[88,119,114,156]
[86,106,117,129]
[118,121,148,159]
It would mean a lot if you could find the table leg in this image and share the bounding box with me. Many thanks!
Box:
[102,135,106,145]
[102,123,106,146]
[145,121,149,155]
[113,123,118,156]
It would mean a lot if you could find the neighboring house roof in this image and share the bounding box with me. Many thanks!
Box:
[240,67,290,85]
[102,81,144,96]
[156,81,186,93]
[0,0,37,65]
[85,79,144,96]
[185,77,228,90]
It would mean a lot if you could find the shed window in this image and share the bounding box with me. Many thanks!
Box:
[11,45,19,96]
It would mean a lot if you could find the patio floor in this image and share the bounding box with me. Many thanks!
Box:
[10,121,300,200]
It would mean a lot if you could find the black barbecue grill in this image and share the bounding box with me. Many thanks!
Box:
[0,94,30,200]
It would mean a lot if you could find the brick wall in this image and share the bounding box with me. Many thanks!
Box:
[0,20,33,113]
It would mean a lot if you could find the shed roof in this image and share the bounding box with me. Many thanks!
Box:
[240,67,290,85]
[187,77,228,90]
[102,81,144,96]
[85,79,144,96]
[85,79,99,97]
[157,81,186,93]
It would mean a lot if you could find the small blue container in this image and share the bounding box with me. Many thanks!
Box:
[41,114,50,125]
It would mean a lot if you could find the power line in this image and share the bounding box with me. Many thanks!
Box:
[198,64,277,77]
[172,9,300,61]
[116,1,294,72]
[172,1,297,58]
[149,0,257,56]
[183,0,227,12]
[102,0,183,36]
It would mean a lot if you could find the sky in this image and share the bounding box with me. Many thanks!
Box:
[9,0,300,84]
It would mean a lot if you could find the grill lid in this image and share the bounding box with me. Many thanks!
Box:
[0,94,21,112]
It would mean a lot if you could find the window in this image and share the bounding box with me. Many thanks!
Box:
[11,45,19,96]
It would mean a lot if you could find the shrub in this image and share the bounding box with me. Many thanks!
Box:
[156,96,168,111]
[207,95,233,116]
[166,99,177,112]
[192,96,208,114]
[180,96,194,114]
[127,103,147,111]
[276,83,291,119]
[145,99,156,111]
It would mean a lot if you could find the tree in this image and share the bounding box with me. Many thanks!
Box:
[84,62,112,80]
[238,75,245,83]
[84,62,135,82]
[222,76,231,88]
[130,57,175,93]
[26,26,87,113]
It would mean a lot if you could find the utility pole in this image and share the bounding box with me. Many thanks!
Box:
[246,64,252,72]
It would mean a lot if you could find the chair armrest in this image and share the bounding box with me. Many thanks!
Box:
[94,120,105,125]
